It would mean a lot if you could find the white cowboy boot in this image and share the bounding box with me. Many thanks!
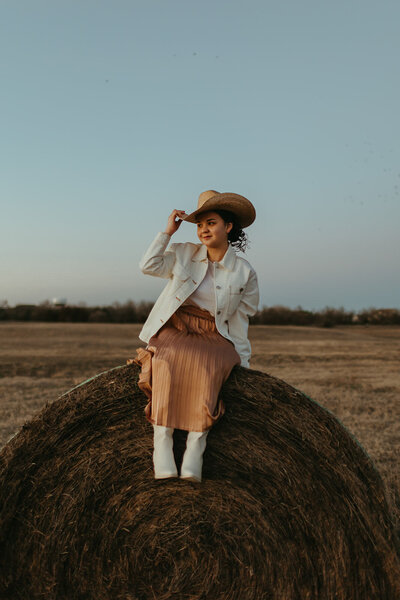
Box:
[153,425,178,479]
[180,431,209,482]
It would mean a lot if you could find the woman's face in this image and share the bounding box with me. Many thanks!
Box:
[195,211,233,249]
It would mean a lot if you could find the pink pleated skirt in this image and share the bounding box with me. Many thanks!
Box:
[132,304,241,432]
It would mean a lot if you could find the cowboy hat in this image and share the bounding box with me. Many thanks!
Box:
[183,190,256,228]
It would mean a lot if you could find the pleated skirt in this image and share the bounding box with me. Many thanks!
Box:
[132,304,241,432]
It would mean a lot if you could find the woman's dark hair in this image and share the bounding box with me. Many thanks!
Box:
[213,209,249,253]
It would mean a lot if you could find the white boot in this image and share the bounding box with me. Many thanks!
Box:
[180,431,209,482]
[153,425,178,479]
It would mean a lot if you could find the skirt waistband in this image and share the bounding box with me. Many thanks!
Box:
[177,303,215,321]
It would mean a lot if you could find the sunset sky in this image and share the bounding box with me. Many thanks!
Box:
[1,0,399,310]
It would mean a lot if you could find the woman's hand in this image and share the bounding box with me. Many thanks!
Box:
[164,209,187,236]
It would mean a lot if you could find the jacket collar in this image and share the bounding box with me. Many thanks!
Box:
[192,242,237,271]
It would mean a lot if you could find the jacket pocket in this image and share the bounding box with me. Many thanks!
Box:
[227,284,245,314]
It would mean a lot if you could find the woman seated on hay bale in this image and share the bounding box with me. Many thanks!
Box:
[129,190,259,482]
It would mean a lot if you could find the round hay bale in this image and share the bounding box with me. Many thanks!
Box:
[0,364,399,600]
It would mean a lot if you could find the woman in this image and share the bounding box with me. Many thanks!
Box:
[131,190,259,482]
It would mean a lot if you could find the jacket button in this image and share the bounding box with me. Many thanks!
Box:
[240,287,244,292]
[216,285,221,289]
[217,310,221,315]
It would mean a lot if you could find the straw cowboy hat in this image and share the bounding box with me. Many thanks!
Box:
[183,190,256,228]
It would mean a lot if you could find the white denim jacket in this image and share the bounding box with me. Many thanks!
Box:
[138,232,259,368]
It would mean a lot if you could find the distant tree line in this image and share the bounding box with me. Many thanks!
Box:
[1,301,399,326]
[250,306,400,327]
[0,301,154,324]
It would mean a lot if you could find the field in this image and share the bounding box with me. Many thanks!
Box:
[1,322,399,530]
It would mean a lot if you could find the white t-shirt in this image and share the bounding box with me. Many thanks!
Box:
[183,259,217,315]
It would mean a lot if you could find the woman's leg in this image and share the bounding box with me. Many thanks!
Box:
[152,424,178,479]
[180,430,209,482]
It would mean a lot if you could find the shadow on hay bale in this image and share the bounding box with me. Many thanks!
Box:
[0,364,399,600]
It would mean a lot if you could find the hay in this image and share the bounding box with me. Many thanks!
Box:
[0,364,399,600]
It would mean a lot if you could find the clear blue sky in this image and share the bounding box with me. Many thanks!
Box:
[1,0,399,310]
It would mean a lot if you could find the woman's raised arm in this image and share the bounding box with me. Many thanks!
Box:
[139,210,187,278]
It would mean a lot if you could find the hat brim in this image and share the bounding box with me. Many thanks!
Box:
[183,193,256,228]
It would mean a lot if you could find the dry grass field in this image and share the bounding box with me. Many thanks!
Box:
[1,321,399,530]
